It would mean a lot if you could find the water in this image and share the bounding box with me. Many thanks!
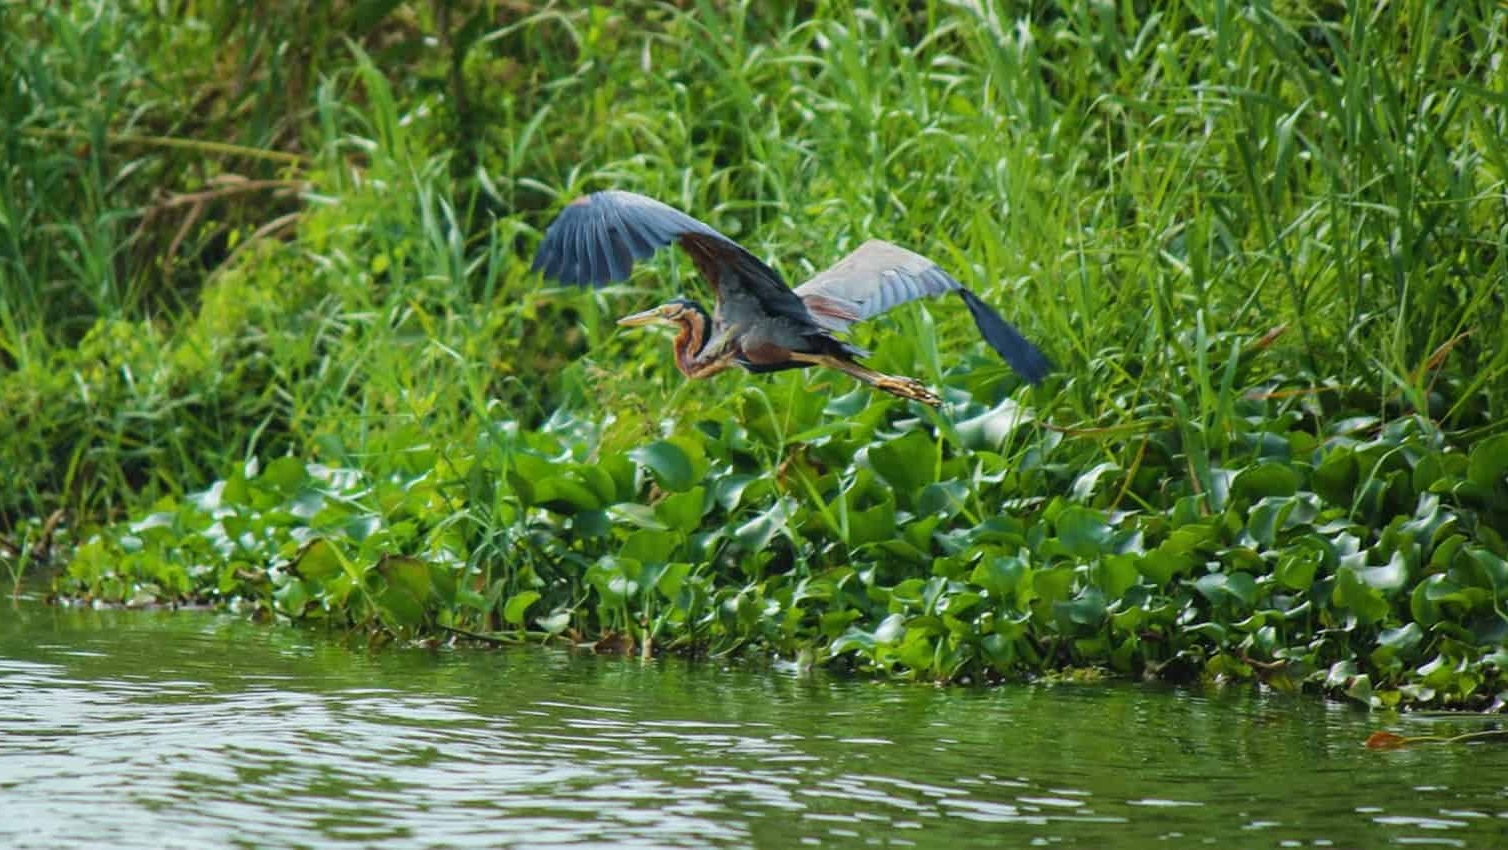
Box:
[2,602,1504,849]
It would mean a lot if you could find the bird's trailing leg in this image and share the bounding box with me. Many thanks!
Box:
[789,353,943,407]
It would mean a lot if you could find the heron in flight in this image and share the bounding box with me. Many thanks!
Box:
[530,190,1051,406]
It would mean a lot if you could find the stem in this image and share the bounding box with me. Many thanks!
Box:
[21,127,309,167]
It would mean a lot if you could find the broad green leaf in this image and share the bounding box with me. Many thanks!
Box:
[918,480,970,519]
[1096,553,1141,598]
[1056,506,1113,557]
[954,398,1033,450]
[1231,462,1299,502]
[608,502,669,531]
[655,486,707,534]
[1194,572,1257,608]
[1376,622,1423,653]
[375,585,425,631]
[273,578,310,617]
[1410,575,1469,627]
[1054,588,1107,629]
[577,464,620,508]
[503,590,541,626]
[874,613,907,644]
[506,454,556,507]
[262,456,309,495]
[1032,566,1076,608]
[713,474,759,511]
[866,430,936,497]
[621,529,678,565]
[1070,461,1121,503]
[734,499,793,551]
[572,510,611,538]
[1333,566,1390,623]
[1356,550,1410,594]
[1466,433,1508,489]
[536,474,603,514]
[656,563,693,601]
[1136,541,1198,584]
[290,538,343,581]
[1275,544,1322,590]
[629,440,697,492]
[970,555,1033,605]
[378,555,431,601]
[847,498,897,547]
[1467,548,1508,597]
[1313,449,1357,506]
[584,558,635,605]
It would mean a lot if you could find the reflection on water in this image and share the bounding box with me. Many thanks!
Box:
[1,603,1504,849]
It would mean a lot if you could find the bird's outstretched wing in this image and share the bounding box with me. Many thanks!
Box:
[531,190,812,324]
[794,239,1052,384]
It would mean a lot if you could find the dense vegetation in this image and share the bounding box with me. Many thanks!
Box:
[4,1,1506,709]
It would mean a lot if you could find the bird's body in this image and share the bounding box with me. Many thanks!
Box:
[531,190,1050,405]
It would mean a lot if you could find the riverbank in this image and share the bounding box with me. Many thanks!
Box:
[5,2,1506,709]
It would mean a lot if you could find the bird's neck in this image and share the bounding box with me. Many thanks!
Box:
[672,302,713,377]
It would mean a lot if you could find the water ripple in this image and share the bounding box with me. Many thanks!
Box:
[2,609,1505,849]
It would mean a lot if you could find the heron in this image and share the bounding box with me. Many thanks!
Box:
[530,190,1051,406]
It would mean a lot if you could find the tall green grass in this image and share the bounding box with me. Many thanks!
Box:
[4,0,1506,620]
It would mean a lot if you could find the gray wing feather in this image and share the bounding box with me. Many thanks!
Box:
[795,239,1052,384]
[794,240,962,333]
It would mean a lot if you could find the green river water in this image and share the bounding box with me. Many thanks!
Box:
[2,601,1504,849]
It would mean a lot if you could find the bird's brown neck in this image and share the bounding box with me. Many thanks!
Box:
[671,302,713,378]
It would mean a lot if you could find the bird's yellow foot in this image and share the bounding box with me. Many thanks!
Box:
[876,376,942,407]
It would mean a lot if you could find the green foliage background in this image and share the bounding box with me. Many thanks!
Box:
[3,0,1507,708]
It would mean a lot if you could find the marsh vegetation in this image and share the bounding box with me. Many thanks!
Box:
[4,0,1507,708]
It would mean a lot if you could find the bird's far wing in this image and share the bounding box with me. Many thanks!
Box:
[531,191,807,324]
[794,239,1052,384]
[794,240,961,333]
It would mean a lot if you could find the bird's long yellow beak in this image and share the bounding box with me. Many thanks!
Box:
[616,306,670,327]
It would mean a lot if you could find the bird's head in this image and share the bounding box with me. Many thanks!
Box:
[616,298,708,332]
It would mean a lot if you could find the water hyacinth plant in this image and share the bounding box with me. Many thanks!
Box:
[4,0,1507,709]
